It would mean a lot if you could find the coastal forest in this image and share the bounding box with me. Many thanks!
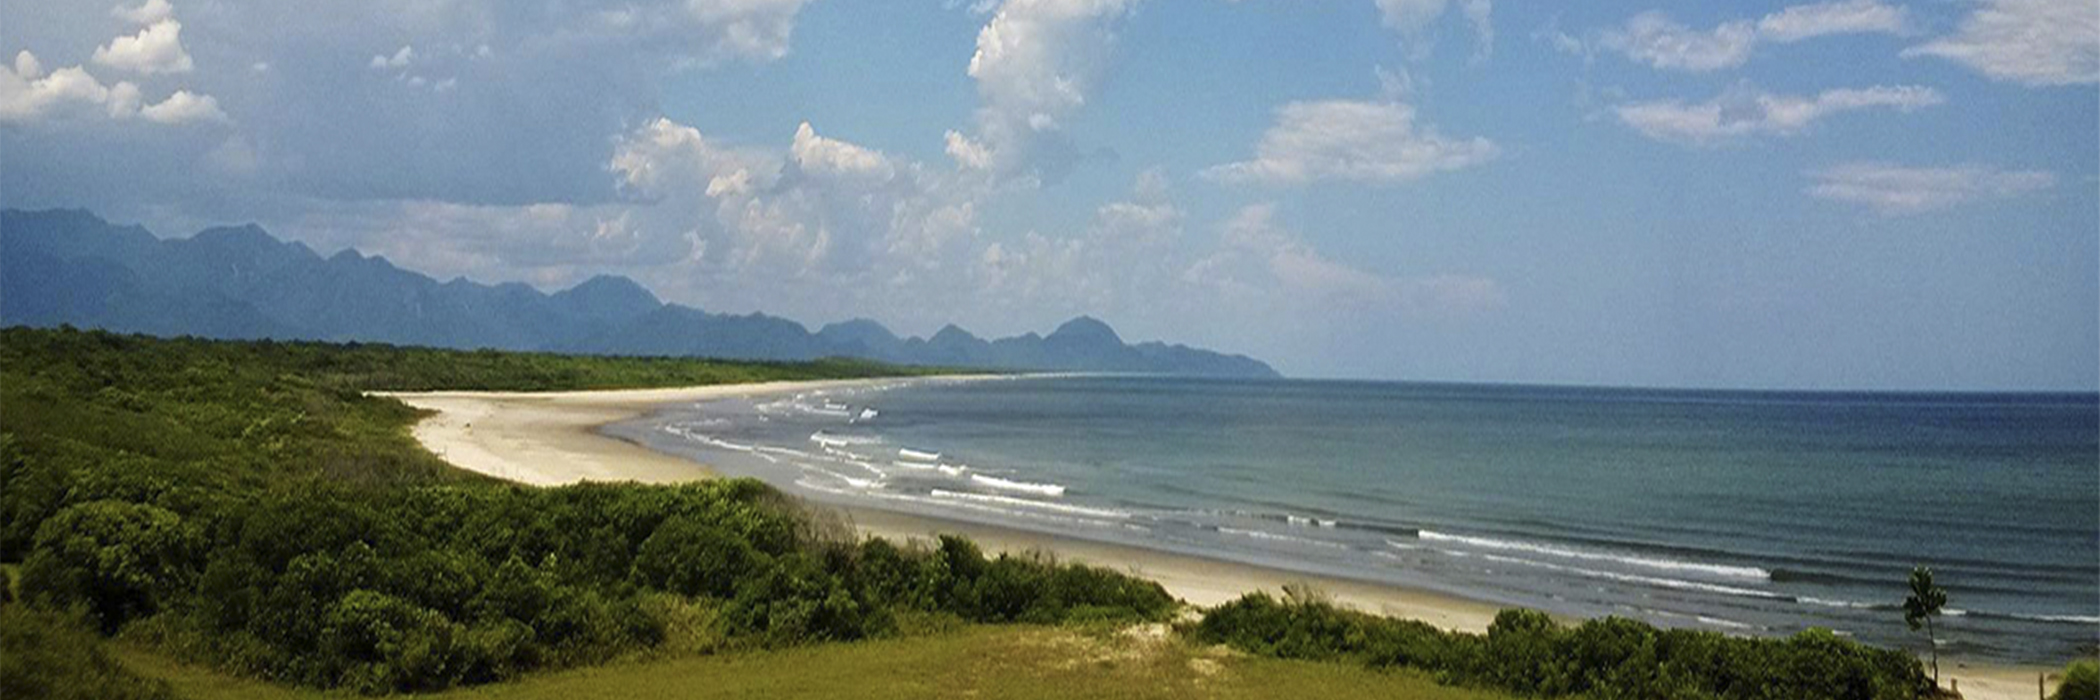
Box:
[0,326,2008,700]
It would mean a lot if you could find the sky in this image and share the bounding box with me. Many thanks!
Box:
[2,0,2095,390]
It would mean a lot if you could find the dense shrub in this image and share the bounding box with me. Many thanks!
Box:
[636,514,765,598]
[20,500,200,631]
[0,605,176,700]
[2057,659,2100,700]
[1193,590,1933,700]
[0,327,1166,694]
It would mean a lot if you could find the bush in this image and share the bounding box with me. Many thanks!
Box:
[20,500,198,632]
[635,515,763,598]
[321,590,467,693]
[1193,589,1931,700]
[0,605,175,700]
[2056,659,2100,700]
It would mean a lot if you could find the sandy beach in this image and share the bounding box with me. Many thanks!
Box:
[382,377,1502,631]
[382,378,2057,700]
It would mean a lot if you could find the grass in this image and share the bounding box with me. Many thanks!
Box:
[116,623,1519,700]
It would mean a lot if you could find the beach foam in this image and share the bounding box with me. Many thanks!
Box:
[969,474,1066,496]
[928,489,1128,519]
[1218,526,1349,550]
[1419,530,1770,581]
[1468,551,1788,601]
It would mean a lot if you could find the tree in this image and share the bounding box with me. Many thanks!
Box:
[1903,565,1947,686]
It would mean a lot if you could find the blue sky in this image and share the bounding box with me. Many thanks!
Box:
[3,0,2095,389]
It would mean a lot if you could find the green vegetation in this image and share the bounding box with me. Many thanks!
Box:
[2055,659,2100,700]
[1188,585,1932,700]
[2,606,176,700]
[0,326,1953,700]
[0,327,1160,695]
[115,623,1520,700]
[1902,566,1947,685]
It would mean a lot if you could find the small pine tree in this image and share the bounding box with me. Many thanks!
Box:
[1904,565,1948,685]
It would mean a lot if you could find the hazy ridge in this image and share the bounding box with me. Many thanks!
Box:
[0,209,1277,378]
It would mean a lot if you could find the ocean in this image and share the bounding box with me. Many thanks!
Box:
[608,375,2100,664]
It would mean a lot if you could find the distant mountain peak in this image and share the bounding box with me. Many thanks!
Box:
[193,223,268,240]
[1048,315,1122,345]
[551,274,661,322]
[562,274,659,304]
[818,318,901,343]
[929,324,983,344]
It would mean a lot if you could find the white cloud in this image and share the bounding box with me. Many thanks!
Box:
[675,0,814,63]
[0,52,146,124]
[1602,12,1758,72]
[371,45,414,70]
[790,122,896,181]
[1756,0,1907,42]
[13,50,41,81]
[944,130,994,171]
[113,0,174,25]
[1903,0,2098,87]
[1616,83,1941,144]
[968,170,1184,319]
[953,0,1137,178]
[1203,99,1498,185]
[1186,204,1505,317]
[1806,162,2056,215]
[1375,0,1494,58]
[93,19,195,75]
[607,116,988,289]
[140,89,228,125]
[1600,1,1906,72]
[1461,0,1493,58]
[107,80,142,117]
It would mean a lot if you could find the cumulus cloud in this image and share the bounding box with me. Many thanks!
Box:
[1202,99,1498,185]
[2,38,225,128]
[1599,0,1906,72]
[113,0,174,25]
[974,169,1185,314]
[370,45,414,70]
[1616,83,1941,145]
[790,122,896,181]
[1806,162,2056,215]
[140,89,228,125]
[605,116,990,292]
[1903,0,2098,87]
[93,19,194,75]
[12,0,820,206]
[952,0,1137,180]
[0,51,143,124]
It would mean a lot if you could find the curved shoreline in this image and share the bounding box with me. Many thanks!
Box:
[380,378,2058,700]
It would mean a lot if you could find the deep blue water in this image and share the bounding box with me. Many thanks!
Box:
[611,376,2100,664]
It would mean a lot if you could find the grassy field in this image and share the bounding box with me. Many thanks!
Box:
[116,623,1517,700]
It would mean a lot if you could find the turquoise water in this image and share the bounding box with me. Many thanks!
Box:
[612,376,2100,663]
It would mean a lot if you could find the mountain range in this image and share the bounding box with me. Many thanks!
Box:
[0,209,1278,378]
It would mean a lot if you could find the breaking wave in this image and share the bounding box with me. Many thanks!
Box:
[1419,530,1769,581]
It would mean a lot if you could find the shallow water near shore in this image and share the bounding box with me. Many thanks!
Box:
[608,375,2100,665]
